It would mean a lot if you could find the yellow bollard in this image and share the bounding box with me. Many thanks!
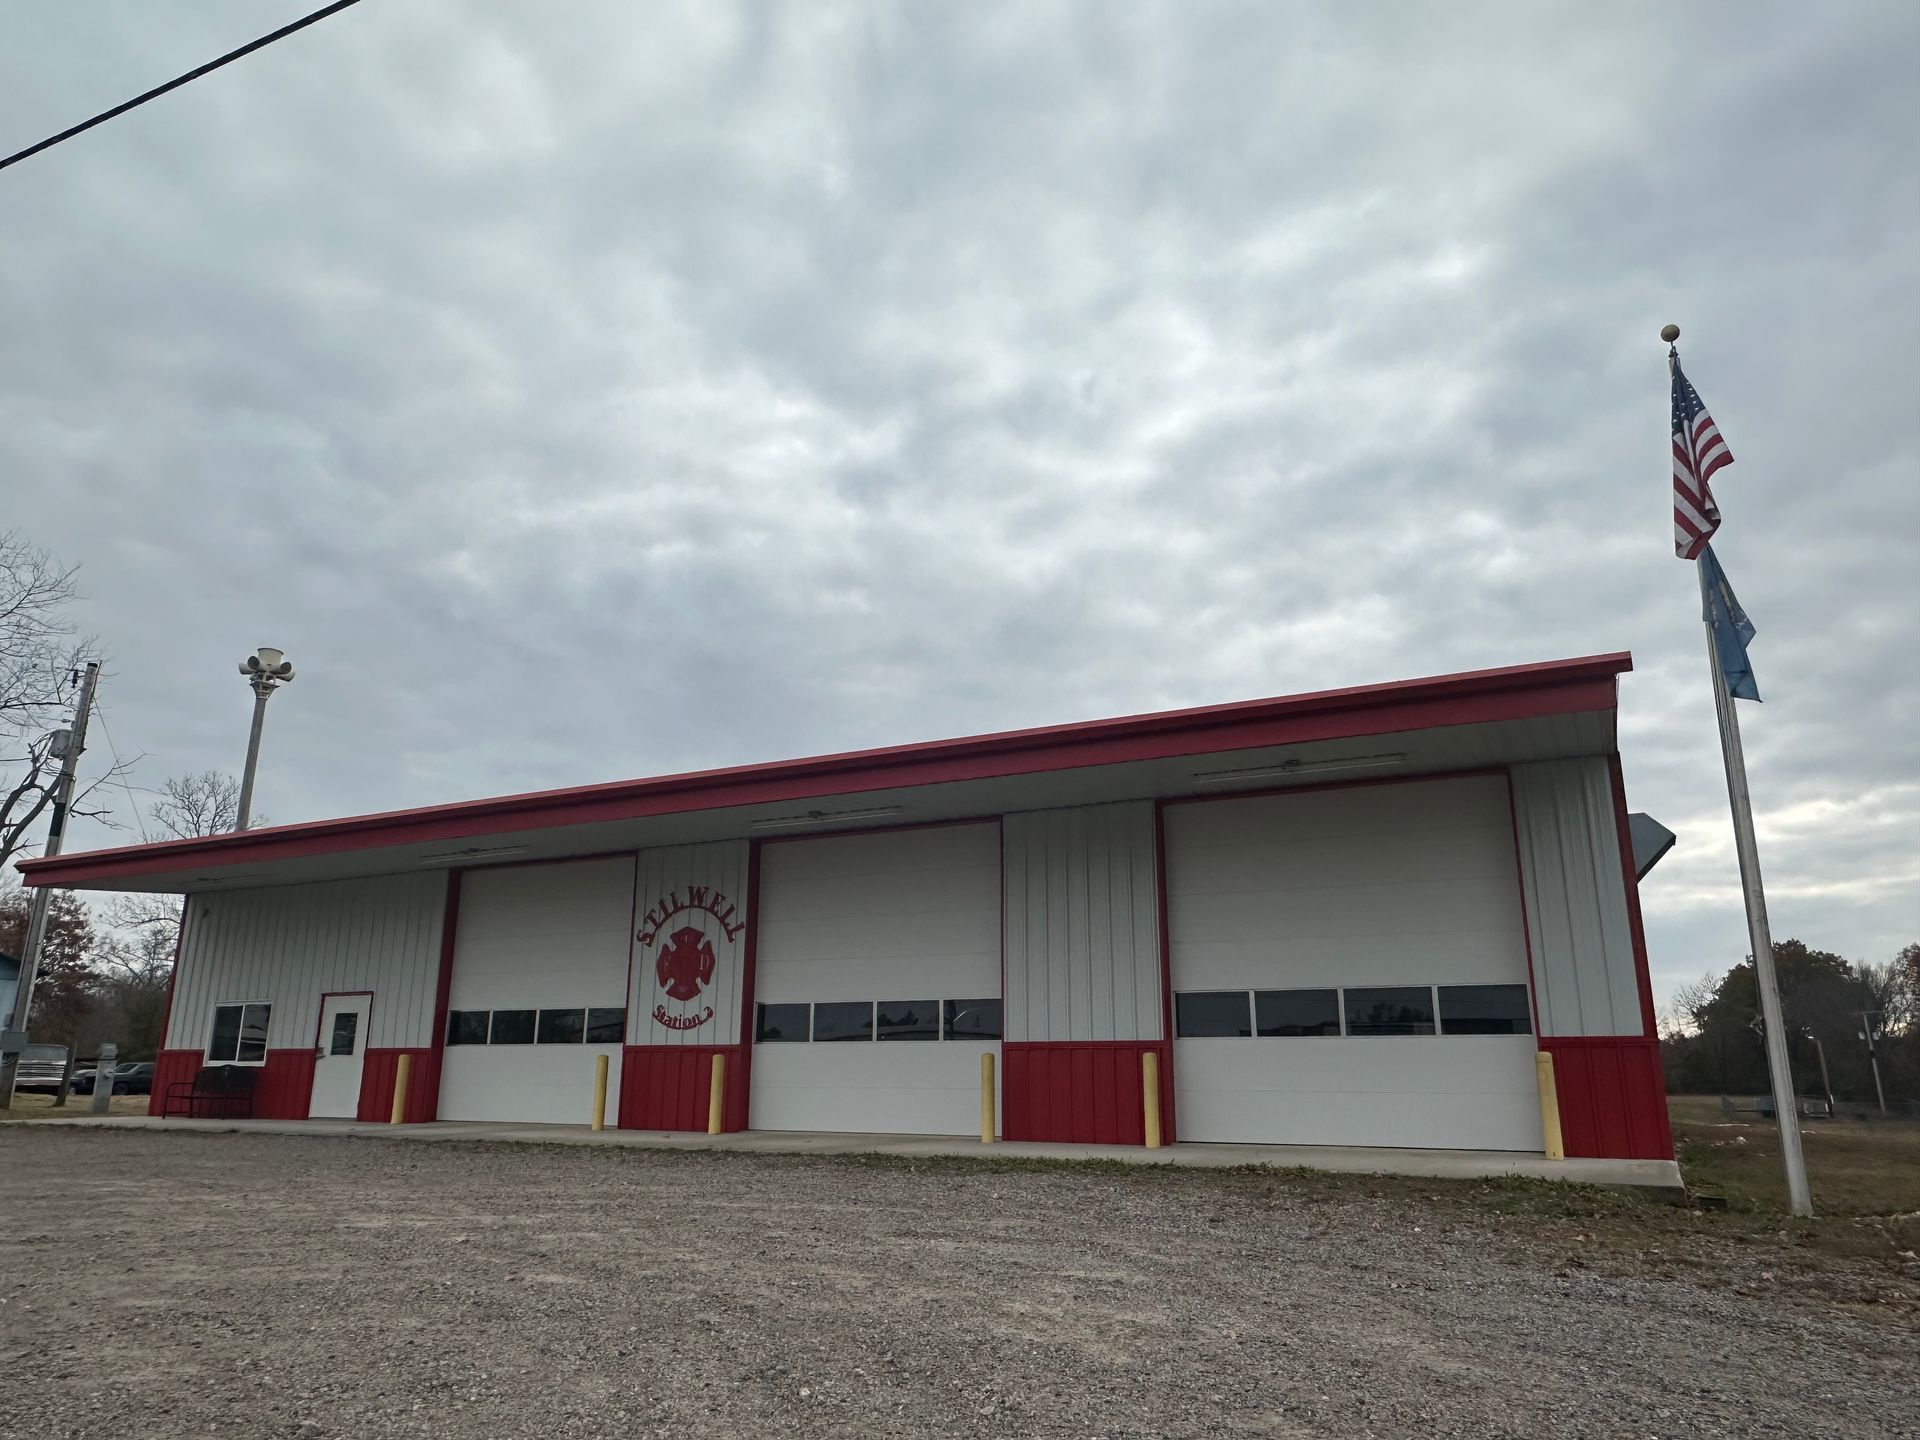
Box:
[1142,1051,1162,1150]
[708,1052,726,1135]
[1536,1051,1564,1160]
[390,1052,412,1125]
[591,1052,609,1132]
[980,1051,996,1144]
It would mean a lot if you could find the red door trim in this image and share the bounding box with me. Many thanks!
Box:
[1152,798,1177,1143]
[312,990,376,1048]
[733,840,764,1129]
[1606,756,1659,1038]
[425,870,463,1118]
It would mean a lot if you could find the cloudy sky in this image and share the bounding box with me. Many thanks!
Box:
[3,2,1915,1013]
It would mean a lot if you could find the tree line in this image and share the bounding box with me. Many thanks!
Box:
[1661,939,1918,1106]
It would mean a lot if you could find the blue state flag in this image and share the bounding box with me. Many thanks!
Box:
[1699,544,1760,701]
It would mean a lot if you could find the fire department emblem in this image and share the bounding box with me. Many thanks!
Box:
[636,883,745,1033]
[656,925,716,1003]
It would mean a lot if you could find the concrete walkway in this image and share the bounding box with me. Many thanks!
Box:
[4,1113,1684,1188]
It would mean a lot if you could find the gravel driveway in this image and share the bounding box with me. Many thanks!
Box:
[0,1129,1911,1439]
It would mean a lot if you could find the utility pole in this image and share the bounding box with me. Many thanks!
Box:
[0,661,100,1113]
[1855,1007,1887,1115]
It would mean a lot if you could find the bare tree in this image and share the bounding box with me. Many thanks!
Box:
[106,771,257,935]
[0,532,138,881]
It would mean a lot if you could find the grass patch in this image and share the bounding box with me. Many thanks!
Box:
[1668,1094,1920,1217]
[1,1092,150,1121]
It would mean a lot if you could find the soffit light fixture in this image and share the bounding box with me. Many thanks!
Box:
[1189,753,1409,787]
[749,805,904,833]
[418,844,533,865]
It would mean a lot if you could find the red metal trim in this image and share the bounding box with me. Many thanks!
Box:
[311,989,376,1050]
[621,856,641,1047]
[425,870,462,1119]
[1152,798,1177,1143]
[20,655,1631,887]
[733,840,763,1128]
[1539,1035,1672,1159]
[1606,755,1659,1038]
[1504,771,1545,1039]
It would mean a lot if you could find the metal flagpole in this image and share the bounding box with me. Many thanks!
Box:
[1692,533,1813,1217]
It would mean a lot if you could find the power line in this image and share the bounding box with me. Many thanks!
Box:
[89,703,153,846]
[0,0,365,174]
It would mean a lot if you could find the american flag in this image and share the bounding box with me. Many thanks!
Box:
[1672,360,1733,559]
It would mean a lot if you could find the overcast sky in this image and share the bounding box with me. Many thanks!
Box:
[3,2,1915,1013]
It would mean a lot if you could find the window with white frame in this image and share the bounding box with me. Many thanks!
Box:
[208,1002,271,1064]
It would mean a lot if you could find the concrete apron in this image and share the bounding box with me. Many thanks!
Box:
[6,1114,1685,1189]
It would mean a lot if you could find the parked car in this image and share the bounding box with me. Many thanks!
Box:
[69,1061,156,1096]
[12,1043,69,1093]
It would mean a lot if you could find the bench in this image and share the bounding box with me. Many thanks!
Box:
[162,1064,259,1119]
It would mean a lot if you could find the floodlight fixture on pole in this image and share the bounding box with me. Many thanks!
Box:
[235,646,295,831]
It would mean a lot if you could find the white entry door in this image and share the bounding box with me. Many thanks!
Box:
[309,994,370,1119]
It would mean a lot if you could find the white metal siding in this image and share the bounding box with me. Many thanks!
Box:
[1510,758,1644,1037]
[438,857,634,1124]
[167,873,446,1053]
[751,823,1000,1135]
[1002,801,1161,1043]
[631,841,751,1047]
[1166,776,1538,1150]
[754,824,1000,1003]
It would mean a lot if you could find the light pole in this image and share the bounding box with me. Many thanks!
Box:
[235,646,294,831]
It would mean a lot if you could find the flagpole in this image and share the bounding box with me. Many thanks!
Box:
[1670,327,1812,1217]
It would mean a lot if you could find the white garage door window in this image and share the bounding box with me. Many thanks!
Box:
[1166,775,1542,1151]
[751,822,1001,1136]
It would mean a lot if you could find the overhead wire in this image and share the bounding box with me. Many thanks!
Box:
[0,0,365,173]
[89,702,153,846]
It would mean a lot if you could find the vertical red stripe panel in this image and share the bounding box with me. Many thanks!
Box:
[1002,1041,1166,1145]
[1541,1036,1671,1159]
[150,1049,203,1115]
[617,1045,745,1131]
[253,1049,317,1119]
[356,1047,438,1123]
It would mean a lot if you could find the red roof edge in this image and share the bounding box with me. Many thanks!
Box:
[18,652,1629,887]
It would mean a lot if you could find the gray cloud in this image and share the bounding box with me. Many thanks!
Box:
[3,1,1915,1009]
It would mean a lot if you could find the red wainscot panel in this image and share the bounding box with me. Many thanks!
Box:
[357,1047,440,1124]
[1002,1041,1175,1146]
[253,1049,317,1120]
[149,1049,203,1116]
[619,1045,747,1132]
[1541,1036,1673,1161]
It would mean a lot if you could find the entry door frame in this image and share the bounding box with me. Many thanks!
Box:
[309,989,374,1119]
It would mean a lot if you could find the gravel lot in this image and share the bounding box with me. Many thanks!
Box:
[0,1129,1912,1439]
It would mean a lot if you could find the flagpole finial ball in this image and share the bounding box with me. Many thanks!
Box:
[1660,323,1681,343]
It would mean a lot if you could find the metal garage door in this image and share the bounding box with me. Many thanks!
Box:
[1165,775,1542,1151]
[750,822,1002,1135]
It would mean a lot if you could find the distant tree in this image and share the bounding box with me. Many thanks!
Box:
[1663,939,1918,1104]
[91,922,178,1061]
[0,884,101,1044]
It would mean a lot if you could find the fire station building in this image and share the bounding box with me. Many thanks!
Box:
[19,653,1673,1168]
